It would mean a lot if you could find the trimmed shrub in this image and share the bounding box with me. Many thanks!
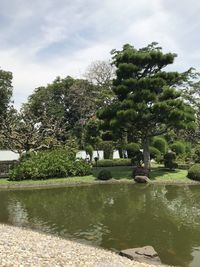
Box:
[152,137,168,154]
[94,159,132,167]
[9,148,91,181]
[170,141,186,155]
[98,141,113,159]
[85,145,93,161]
[125,143,140,159]
[164,152,178,170]
[188,164,200,181]
[97,169,112,180]
[149,146,161,162]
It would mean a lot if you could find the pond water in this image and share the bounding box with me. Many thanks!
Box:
[0,184,200,267]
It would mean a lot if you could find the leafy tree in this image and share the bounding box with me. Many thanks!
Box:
[99,43,196,168]
[24,76,97,132]
[0,108,67,155]
[0,68,13,123]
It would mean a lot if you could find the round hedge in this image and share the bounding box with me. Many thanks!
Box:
[188,164,200,181]
[149,146,161,162]
[97,169,112,180]
[170,141,186,155]
[153,137,168,154]
[125,143,140,158]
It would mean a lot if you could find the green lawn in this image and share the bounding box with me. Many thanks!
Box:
[0,166,192,187]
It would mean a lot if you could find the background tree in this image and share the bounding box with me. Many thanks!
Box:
[0,68,13,124]
[99,43,196,169]
[0,108,67,155]
[23,76,100,147]
[84,60,116,106]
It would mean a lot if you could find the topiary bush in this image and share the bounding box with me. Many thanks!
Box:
[125,143,140,159]
[97,169,112,180]
[98,141,113,159]
[164,152,178,170]
[94,159,132,167]
[9,148,91,181]
[152,137,168,154]
[85,145,93,162]
[188,164,200,181]
[149,146,161,162]
[170,141,186,155]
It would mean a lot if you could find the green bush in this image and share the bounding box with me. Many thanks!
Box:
[188,164,200,181]
[193,145,200,163]
[85,145,93,161]
[94,158,132,167]
[125,143,140,159]
[97,169,112,180]
[152,137,168,154]
[98,141,113,159]
[9,148,91,181]
[170,141,186,155]
[149,146,161,162]
[164,152,178,170]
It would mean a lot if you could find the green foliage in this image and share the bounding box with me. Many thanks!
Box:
[188,164,200,181]
[170,141,186,155]
[95,158,132,167]
[99,42,196,169]
[98,141,113,159]
[152,137,168,154]
[164,152,178,170]
[97,169,112,180]
[0,68,13,123]
[149,146,161,162]
[9,148,91,181]
[85,145,93,161]
[193,145,200,163]
[125,143,140,158]
[84,119,101,148]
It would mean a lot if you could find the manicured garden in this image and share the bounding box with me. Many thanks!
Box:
[0,165,193,188]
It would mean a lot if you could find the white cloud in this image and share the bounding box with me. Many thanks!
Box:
[0,0,199,108]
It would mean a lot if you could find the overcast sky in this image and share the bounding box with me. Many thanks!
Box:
[1,0,200,108]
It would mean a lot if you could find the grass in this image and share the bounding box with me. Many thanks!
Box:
[0,166,193,187]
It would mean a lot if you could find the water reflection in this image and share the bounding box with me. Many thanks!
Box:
[0,184,200,267]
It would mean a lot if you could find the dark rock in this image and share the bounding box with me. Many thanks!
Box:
[119,246,161,265]
[134,175,150,183]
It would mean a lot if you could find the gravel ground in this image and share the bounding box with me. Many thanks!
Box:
[0,224,166,267]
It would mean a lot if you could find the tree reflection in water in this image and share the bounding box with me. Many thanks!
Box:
[0,184,200,267]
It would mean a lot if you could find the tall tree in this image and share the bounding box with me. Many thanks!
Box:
[99,43,196,168]
[84,60,116,106]
[0,68,13,123]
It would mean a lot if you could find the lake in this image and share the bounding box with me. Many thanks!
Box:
[0,184,200,267]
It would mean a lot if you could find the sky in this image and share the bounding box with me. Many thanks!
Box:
[0,0,200,109]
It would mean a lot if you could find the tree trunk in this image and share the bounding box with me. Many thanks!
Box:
[143,137,151,169]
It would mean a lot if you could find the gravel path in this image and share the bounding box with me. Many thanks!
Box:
[0,224,165,267]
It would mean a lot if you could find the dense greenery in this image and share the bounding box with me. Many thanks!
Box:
[98,43,196,169]
[94,158,132,167]
[164,152,178,170]
[9,148,91,181]
[188,164,200,181]
[0,68,13,123]
[0,43,200,180]
[97,169,112,180]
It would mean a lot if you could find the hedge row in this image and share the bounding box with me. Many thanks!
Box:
[93,158,132,167]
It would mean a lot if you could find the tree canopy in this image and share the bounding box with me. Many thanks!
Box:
[98,43,196,168]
